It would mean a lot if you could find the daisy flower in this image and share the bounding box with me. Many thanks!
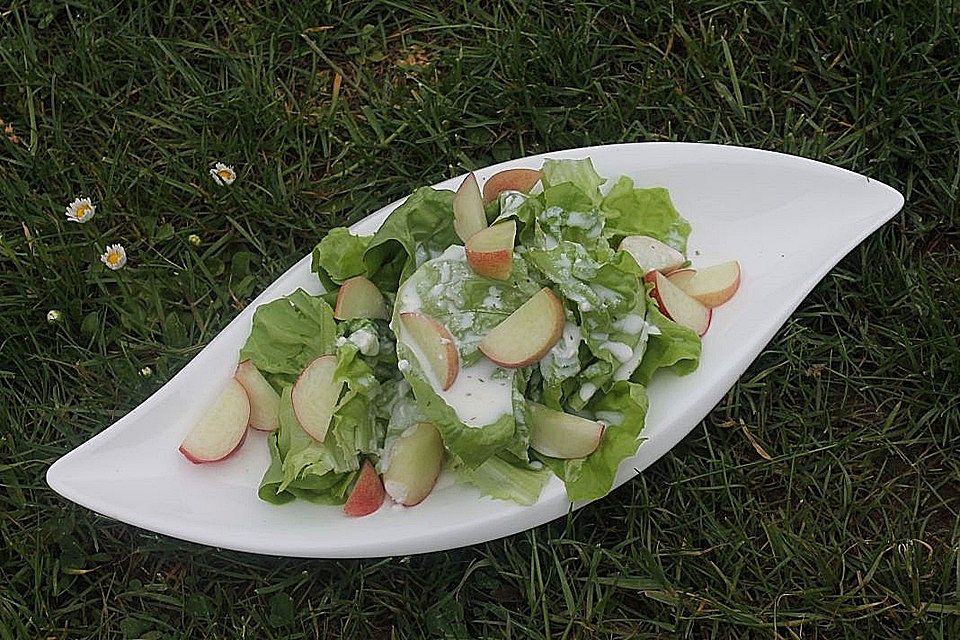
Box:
[209,162,237,186]
[65,197,96,223]
[100,243,127,270]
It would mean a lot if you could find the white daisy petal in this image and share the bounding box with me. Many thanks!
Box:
[100,243,127,270]
[209,162,236,186]
[65,197,96,223]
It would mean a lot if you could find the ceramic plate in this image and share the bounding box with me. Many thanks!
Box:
[47,143,904,558]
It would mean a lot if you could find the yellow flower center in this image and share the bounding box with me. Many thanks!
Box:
[217,169,233,180]
[106,253,120,266]
[76,204,90,218]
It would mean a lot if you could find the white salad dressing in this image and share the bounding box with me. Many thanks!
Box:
[578,382,598,403]
[565,210,600,230]
[612,318,661,381]
[393,246,515,427]
[613,313,646,334]
[438,358,514,427]
[347,328,379,356]
[594,410,623,427]
[539,321,582,381]
[602,341,633,363]
[497,191,528,219]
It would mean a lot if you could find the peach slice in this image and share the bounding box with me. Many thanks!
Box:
[179,378,251,463]
[528,402,605,459]
[644,271,711,336]
[673,261,741,308]
[666,268,697,290]
[291,354,343,442]
[343,459,385,517]
[465,220,516,280]
[453,172,487,242]
[334,276,389,321]
[234,360,280,432]
[619,235,685,274]
[382,422,444,506]
[399,312,460,390]
[478,288,564,368]
[482,168,543,204]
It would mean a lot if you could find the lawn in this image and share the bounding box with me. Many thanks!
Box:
[1,1,958,638]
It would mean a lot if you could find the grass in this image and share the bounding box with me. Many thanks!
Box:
[1,0,958,637]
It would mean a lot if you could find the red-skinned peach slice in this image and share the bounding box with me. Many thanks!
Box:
[465,220,516,280]
[343,459,386,517]
[291,354,342,443]
[478,288,564,368]
[234,360,280,432]
[179,378,251,463]
[382,422,444,506]
[334,276,389,321]
[528,402,604,459]
[666,268,697,290]
[645,271,712,336]
[482,168,543,204]
[453,172,487,242]
[673,261,741,308]
[399,312,460,390]
[619,235,685,273]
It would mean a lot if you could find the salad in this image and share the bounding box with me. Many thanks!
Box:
[177,158,742,516]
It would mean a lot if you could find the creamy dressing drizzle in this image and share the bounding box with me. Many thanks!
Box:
[602,341,633,363]
[578,382,598,403]
[394,245,515,427]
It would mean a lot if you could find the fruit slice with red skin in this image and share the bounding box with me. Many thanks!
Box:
[619,235,685,273]
[291,354,343,442]
[673,260,741,308]
[334,276,389,320]
[478,288,564,368]
[666,268,697,290]
[343,459,386,517]
[382,422,444,506]
[465,220,516,280]
[399,312,459,390]
[179,378,251,463]
[482,168,543,204]
[453,172,487,242]
[644,271,712,336]
[528,402,604,459]
[234,360,280,432]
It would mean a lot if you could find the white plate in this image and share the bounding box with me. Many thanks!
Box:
[46,143,904,558]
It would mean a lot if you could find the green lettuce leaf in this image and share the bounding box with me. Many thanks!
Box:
[400,358,516,467]
[455,453,550,506]
[631,289,702,385]
[537,380,649,502]
[311,227,371,287]
[311,187,458,294]
[363,187,459,290]
[600,176,692,253]
[541,158,606,205]
[239,289,337,390]
[406,247,541,366]
[258,386,357,505]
